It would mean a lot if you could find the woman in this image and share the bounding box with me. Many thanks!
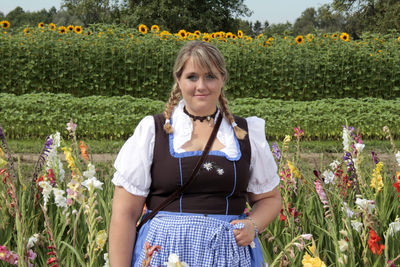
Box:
[109,40,281,266]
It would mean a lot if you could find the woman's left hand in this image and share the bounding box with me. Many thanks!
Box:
[230,219,256,246]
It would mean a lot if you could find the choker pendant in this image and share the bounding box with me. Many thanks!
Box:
[183,106,218,126]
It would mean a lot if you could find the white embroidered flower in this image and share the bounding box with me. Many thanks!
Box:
[396,151,400,166]
[39,181,52,206]
[355,143,365,153]
[82,177,103,190]
[203,162,213,171]
[83,163,96,179]
[53,188,67,208]
[388,221,400,236]
[217,168,224,175]
[355,198,375,214]
[322,170,335,184]
[164,253,189,267]
[27,234,39,249]
[329,160,340,170]
[351,220,363,233]
[342,127,350,151]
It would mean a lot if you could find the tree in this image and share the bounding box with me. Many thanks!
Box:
[292,7,318,35]
[252,20,263,35]
[264,22,292,36]
[315,4,345,33]
[119,0,252,33]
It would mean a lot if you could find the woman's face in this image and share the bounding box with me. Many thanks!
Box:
[176,57,224,116]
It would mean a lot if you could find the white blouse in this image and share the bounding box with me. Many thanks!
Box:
[112,100,280,197]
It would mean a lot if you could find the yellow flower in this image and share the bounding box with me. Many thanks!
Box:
[95,230,108,251]
[202,34,210,42]
[150,25,160,32]
[226,32,233,39]
[0,158,7,168]
[340,32,350,42]
[246,36,253,42]
[159,30,172,40]
[1,20,10,29]
[256,33,263,39]
[398,36,400,41]
[237,30,243,38]
[38,22,45,28]
[62,147,76,170]
[302,252,327,267]
[370,161,384,194]
[74,25,83,34]
[138,24,148,34]
[295,35,304,44]
[67,25,74,31]
[194,30,201,36]
[232,34,237,40]
[23,28,31,35]
[58,26,67,34]
[323,34,328,38]
[177,29,187,39]
[288,161,301,179]
[49,23,56,31]
[331,33,338,40]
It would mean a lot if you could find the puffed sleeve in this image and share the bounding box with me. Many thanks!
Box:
[246,116,280,194]
[111,115,155,197]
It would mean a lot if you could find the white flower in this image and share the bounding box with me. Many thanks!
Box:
[388,221,400,236]
[322,170,335,184]
[338,239,348,252]
[27,234,39,249]
[355,143,365,153]
[355,198,375,214]
[341,202,354,218]
[82,177,103,190]
[329,160,340,170]
[53,188,67,208]
[203,162,213,171]
[103,253,109,267]
[300,234,313,240]
[342,127,350,151]
[51,132,61,148]
[164,254,189,267]
[217,168,224,175]
[83,163,96,179]
[396,151,400,166]
[351,220,363,233]
[39,181,52,206]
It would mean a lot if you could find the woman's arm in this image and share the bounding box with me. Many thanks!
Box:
[232,186,282,246]
[109,186,146,266]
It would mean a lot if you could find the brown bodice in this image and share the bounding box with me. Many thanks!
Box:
[146,114,251,215]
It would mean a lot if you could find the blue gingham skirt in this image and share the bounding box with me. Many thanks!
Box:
[132,211,265,267]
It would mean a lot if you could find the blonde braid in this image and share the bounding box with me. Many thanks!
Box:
[219,93,247,140]
[163,84,182,133]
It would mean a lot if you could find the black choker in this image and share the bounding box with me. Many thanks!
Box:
[183,106,218,122]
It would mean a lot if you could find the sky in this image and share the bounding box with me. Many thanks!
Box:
[0,0,334,25]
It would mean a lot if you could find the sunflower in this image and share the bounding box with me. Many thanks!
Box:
[256,33,263,39]
[48,23,56,31]
[398,36,400,41]
[58,26,67,34]
[226,32,233,39]
[194,30,201,36]
[187,33,195,40]
[323,34,328,38]
[211,32,216,39]
[295,35,304,44]
[138,24,148,34]
[340,32,350,42]
[23,28,31,35]
[219,32,225,38]
[331,33,338,40]
[246,36,253,42]
[202,34,210,42]
[232,34,237,40]
[160,30,172,40]
[1,20,10,29]
[178,29,187,39]
[38,22,45,28]
[74,25,83,34]
[151,25,160,32]
[237,30,243,38]
[215,32,221,39]
[67,25,74,31]
[306,33,314,42]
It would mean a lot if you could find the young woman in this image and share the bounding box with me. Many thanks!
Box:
[109,40,282,266]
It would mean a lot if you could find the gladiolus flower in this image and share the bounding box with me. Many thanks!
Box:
[368,228,384,255]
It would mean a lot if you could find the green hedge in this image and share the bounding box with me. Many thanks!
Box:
[1,26,400,100]
[1,93,399,140]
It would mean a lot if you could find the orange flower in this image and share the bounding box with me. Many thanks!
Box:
[80,141,89,162]
[368,228,384,255]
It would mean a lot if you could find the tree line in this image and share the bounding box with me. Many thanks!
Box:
[1,0,399,37]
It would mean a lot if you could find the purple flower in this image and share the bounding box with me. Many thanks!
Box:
[371,151,379,164]
[271,142,281,164]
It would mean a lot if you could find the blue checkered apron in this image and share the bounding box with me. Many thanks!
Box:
[132,211,264,267]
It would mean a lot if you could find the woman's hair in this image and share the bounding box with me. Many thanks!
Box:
[163,41,247,140]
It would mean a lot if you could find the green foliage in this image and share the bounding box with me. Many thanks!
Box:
[1,25,400,100]
[1,93,400,141]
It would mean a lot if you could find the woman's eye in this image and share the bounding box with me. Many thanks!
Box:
[206,74,216,80]
[187,75,198,81]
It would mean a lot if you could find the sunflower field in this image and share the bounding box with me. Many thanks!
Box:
[1,21,400,100]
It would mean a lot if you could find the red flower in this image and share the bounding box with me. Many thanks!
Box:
[280,209,286,221]
[393,180,400,193]
[368,228,385,255]
[47,257,57,264]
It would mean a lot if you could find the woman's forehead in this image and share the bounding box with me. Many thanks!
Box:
[183,56,217,73]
